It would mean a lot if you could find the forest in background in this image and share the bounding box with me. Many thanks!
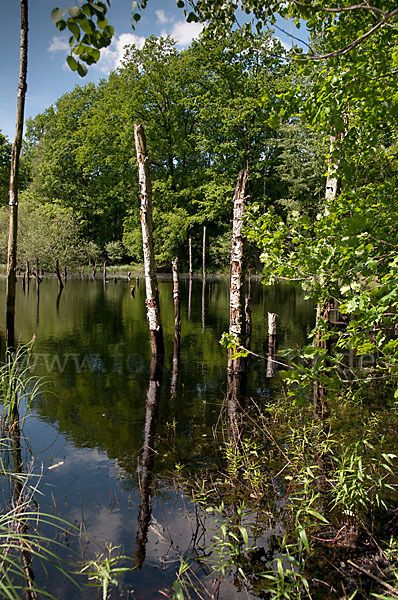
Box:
[0,30,327,272]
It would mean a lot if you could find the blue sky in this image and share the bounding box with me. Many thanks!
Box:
[1,1,300,141]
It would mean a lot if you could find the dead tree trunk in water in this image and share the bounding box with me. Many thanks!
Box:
[188,235,193,279]
[134,123,164,357]
[55,259,64,312]
[202,226,206,279]
[227,170,249,424]
[55,259,63,291]
[5,0,28,348]
[313,302,331,418]
[171,257,181,397]
[35,257,40,327]
[313,133,343,416]
[188,235,192,320]
[267,312,278,378]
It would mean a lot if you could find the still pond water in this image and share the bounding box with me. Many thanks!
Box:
[0,276,314,599]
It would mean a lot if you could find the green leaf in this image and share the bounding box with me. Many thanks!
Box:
[67,20,80,40]
[187,11,198,23]
[51,7,64,24]
[238,526,249,546]
[177,0,185,6]
[97,18,108,30]
[68,6,81,18]
[66,55,78,71]
[305,508,329,524]
[172,581,184,600]
[77,62,88,77]
[81,3,94,17]
[77,16,95,35]
[299,528,310,553]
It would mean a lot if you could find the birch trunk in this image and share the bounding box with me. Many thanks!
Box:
[228,169,249,360]
[202,226,206,279]
[188,235,193,278]
[325,134,341,207]
[227,169,249,421]
[5,0,28,347]
[201,277,205,330]
[134,124,164,357]
[267,312,278,378]
[171,257,181,397]
[313,132,343,415]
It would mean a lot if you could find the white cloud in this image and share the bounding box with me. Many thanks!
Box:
[161,20,203,47]
[96,33,146,73]
[47,36,69,53]
[275,36,290,51]
[155,9,170,24]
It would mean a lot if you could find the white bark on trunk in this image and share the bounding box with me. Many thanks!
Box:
[202,226,206,279]
[226,170,249,421]
[188,235,192,278]
[134,124,164,356]
[229,169,249,349]
[171,257,180,397]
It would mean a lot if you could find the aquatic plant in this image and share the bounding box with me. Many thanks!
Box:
[79,543,133,600]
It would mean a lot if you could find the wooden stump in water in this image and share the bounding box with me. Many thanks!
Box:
[130,286,135,298]
[266,312,278,378]
[35,257,42,284]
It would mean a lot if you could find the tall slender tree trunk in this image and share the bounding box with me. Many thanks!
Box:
[202,225,206,279]
[227,170,249,422]
[188,235,192,278]
[55,259,64,291]
[5,0,28,348]
[228,170,249,361]
[134,124,164,357]
[313,133,343,416]
[171,257,181,397]
[188,235,192,320]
